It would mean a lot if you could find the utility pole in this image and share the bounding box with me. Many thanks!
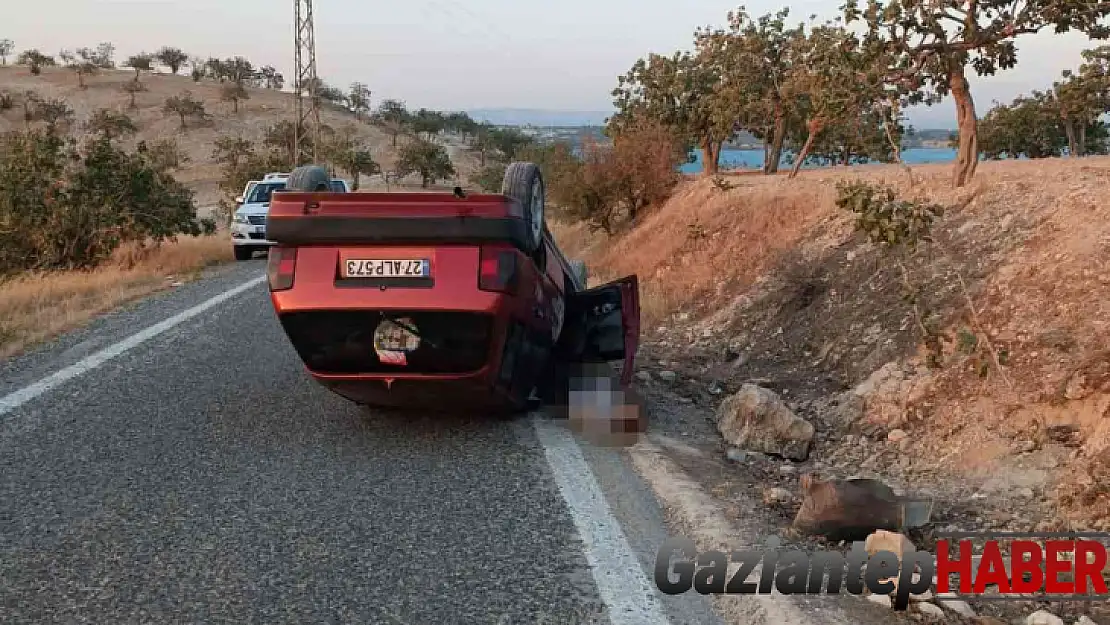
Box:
[293,0,321,167]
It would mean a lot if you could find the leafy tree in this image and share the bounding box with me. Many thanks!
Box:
[373,99,410,147]
[976,91,1107,159]
[347,82,372,120]
[204,57,226,81]
[610,49,734,176]
[487,126,533,160]
[328,134,380,189]
[608,117,686,220]
[444,111,478,140]
[223,56,255,85]
[93,42,115,68]
[139,138,189,173]
[86,109,137,141]
[0,39,12,65]
[784,22,893,178]
[17,49,55,75]
[258,65,284,90]
[163,91,207,129]
[695,8,805,173]
[213,135,255,168]
[395,139,455,188]
[59,49,99,88]
[316,81,345,105]
[124,53,153,81]
[469,122,497,166]
[470,163,508,192]
[1053,46,1110,156]
[262,120,302,166]
[189,57,205,82]
[156,47,189,75]
[121,79,146,109]
[220,82,249,113]
[410,108,445,139]
[843,0,1110,188]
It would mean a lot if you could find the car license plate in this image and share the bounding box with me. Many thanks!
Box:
[345,259,429,278]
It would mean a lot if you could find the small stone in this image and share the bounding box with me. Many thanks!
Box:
[1074,616,1097,625]
[844,434,858,445]
[916,602,944,617]
[780,464,798,475]
[938,599,976,618]
[1016,439,1036,453]
[865,592,891,607]
[708,380,724,395]
[726,447,748,463]
[1026,611,1065,625]
[763,487,794,505]
[658,370,677,382]
[1016,487,1035,498]
[170,281,184,287]
[887,429,908,443]
[635,371,652,383]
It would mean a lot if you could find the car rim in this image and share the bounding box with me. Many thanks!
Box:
[530,177,544,242]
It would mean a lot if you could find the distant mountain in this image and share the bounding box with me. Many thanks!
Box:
[466,108,612,127]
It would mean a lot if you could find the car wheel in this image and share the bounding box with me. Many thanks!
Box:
[568,259,588,290]
[234,246,253,261]
[501,162,545,253]
[286,165,331,192]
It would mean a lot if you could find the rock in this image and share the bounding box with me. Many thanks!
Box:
[708,380,724,395]
[887,429,909,443]
[1026,611,1064,625]
[635,371,652,383]
[916,602,944,617]
[170,281,184,287]
[1016,487,1035,498]
[792,476,926,542]
[1074,616,1097,625]
[763,487,794,505]
[658,370,677,382]
[1015,439,1037,453]
[715,384,815,461]
[865,592,891,607]
[828,392,866,428]
[865,530,915,559]
[938,599,975,618]
[779,464,797,475]
[974,618,1008,625]
[725,447,749,463]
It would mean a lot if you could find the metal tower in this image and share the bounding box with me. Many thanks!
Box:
[293,0,321,166]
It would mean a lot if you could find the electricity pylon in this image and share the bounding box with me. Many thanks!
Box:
[293,0,321,166]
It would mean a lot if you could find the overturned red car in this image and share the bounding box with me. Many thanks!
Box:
[263,162,641,413]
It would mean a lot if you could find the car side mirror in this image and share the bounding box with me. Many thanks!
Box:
[235,196,244,204]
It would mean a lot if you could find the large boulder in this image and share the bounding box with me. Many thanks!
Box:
[792,475,933,542]
[715,384,815,461]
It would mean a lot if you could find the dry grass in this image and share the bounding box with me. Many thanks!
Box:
[0,235,232,359]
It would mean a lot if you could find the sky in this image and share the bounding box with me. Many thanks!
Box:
[5,0,1102,128]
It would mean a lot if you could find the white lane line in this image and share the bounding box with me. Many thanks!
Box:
[0,275,267,417]
[531,416,673,625]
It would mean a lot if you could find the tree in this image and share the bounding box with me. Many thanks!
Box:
[395,139,456,188]
[262,120,300,165]
[163,91,206,129]
[1054,46,1110,156]
[140,138,189,173]
[213,135,255,168]
[220,82,249,113]
[333,145,380,189]
[347,82,372,120]
[223,57,255,85]
[31,98,74,135]
[976,90,1107,159]
[610,49,735,176]
[0,39,12,65]
[695,8,805,174]
[16,49,54,75]
[487,126,533,160]
[373,99,410,147]
[844,0,1110,188]
[156,47,189,75]
[121,79,146,109]
[785,22,893,178]
[189,57,205,82]
[59,48,99,88]
[93,42,115,68]
[410,108,445,139]
[258,65,284,90]
[86,109,137,141]
[444,111,478,140]
[124,53,153,81]
[608,118,686,220]
[470,123,497,166]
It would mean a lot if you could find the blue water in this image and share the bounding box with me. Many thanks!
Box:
[680,147,958,174]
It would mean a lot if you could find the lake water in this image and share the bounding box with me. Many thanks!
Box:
[680,147,958,174]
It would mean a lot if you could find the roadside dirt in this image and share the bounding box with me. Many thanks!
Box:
[553,156,1110,625]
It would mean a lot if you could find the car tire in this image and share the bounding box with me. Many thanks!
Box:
[286,165,331,192]
[569,259,588,290]
[234,246,253,261]
[501,162,545,253]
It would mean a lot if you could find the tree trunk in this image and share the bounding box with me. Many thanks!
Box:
[1063,117,1077,156]
[128,91,136,109]
[353,172,360,190]
[789,118,824,179]
[765,104,786,174]
[233,99,239,113]
[949,63,979,188]
[391,132,398,148]
[701,137,721,176]
[179,113,186,129]
[1078,123,1087,157]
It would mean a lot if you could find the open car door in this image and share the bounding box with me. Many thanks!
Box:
[564,275,640,385]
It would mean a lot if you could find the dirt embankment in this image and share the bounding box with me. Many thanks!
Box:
[553,157,1110,620]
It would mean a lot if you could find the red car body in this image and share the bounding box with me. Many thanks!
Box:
[264,187,640,413]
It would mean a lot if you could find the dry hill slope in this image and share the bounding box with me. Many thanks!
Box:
[0,66,480,207]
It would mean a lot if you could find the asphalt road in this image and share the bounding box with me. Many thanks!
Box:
[0,261,723,625]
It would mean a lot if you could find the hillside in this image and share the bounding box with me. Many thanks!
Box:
[0,66,481,210]
[552,157,1110,621]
